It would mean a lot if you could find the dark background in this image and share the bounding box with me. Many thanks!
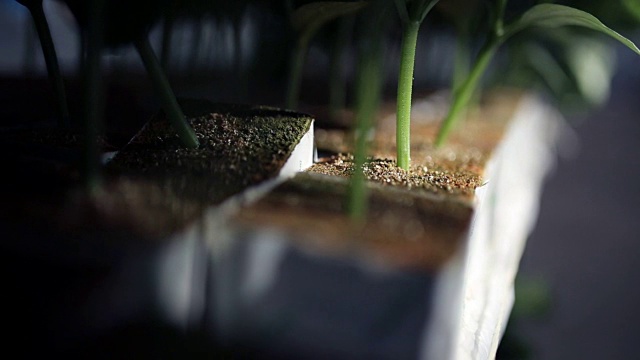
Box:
[1,1,639,358]
[514,44,640,360]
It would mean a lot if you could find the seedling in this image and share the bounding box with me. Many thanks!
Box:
[286,1,367,109]
[435,1,640,146]
[348,0,640,220]
[48,0,200,192]
[16,0,70,128]
[348,0,389,221]
[81,0,105,193]
[393,0,441,170]
[134,36,200,149]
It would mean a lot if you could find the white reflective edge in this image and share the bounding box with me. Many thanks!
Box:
[423,94,565,360]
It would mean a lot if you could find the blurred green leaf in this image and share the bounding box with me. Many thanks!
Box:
[521,43,572,97]
[394,0,410,24]
[395,0,440,23]
[415,0,441,23]
[623,0,640,22]
[565,37,615,106]
[505,4,640,56]
[292,1,367,45]
[512,278,552,319]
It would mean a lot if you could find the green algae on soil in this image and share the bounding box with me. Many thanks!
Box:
[101,99,313,239]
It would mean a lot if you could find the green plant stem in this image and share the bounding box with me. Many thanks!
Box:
[82,0,105,194]
[495,0,507,36]
[286,41,306,109]
[135,36,199,149]
[348,49,381,222]
[395,20,420,170]
[435,0,507,147]
[452,25,470,95]
[435,40,498,147]
[347,0,391,223]
[27,2,70,128]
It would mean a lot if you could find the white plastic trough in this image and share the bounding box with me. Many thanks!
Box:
[72,96,561,359]
[196,95,563,359]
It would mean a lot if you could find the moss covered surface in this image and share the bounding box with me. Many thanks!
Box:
[101,99,312,238]
[109,100,312,202]
[0,99,313,241]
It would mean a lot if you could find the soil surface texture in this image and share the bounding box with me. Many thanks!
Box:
[236,172,473,270]
[1,99,313,241]
[235,91,523,269]
[103,99,313,238]
[309,153,483,199]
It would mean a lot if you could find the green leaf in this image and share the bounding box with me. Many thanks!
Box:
[565,38,616,106]
[623,0,640,22]
[292,1,367,45]
[398,0,440,23]
[394,0,410,24]
[417,0,440,23]
[504,4,640,56]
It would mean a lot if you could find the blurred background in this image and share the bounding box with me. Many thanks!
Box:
[1,0,639,358]
[509,42,640,359]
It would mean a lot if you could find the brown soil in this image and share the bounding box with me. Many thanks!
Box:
[2,99,313,242]
[100,99,313,239]
[57,178,205,240]
[310,91,523,201]
[308,153,483,200]
[108,100,312,201]
[235,90,524,270]
[235,172,473,271]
